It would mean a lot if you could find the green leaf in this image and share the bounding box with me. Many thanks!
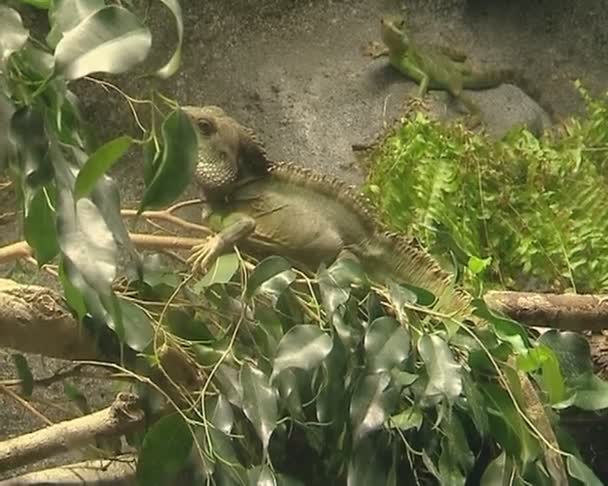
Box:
[388,407,423,431]
[54,6,151,80]
[538,330,593,381]
[462,373,489,437]
[139,108,198,210]
[206,394,234,434]
[214,364,242,408]
[364,316,410,373]
[350,372,397,442]
[0,7,28,66]
[136,414,193,486]
[480,451,514,486]
[272,325,333,380]
[0,93,16,169]
[46,0,105,48]
[166,309,213,342]
[74,136,132,199]
[192,253,239,291]
[347,435,392,486]
[246,256,295,299]
[10,106,53,188]
[240,363,278,451]
[247,465,277,486]
[468,255,491,275]
[472,299,528,353]
[117,298,154,352]
[154,0,183,79]
[58,257,86,319]
[418,334,462,404]
[570,373,608,411]
[11,354,33,397]
[566,455,603,486]
[24,187,59,265]
[15,0,50,9]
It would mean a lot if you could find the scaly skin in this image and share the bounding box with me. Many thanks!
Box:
[182,105,567,483]
[377,15,517,124]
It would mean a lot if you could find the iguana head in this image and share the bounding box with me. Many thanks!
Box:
[380,15,409,53]
[182,105,270,196]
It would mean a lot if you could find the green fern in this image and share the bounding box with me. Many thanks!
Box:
[366,86,608,293]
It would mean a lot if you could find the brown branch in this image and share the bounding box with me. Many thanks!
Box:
[0,279,99,360]
[484,290,608,332]
[0,393,144,472]
[0,454,136,486]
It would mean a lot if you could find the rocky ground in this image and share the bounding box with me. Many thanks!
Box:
[2,0,608,480]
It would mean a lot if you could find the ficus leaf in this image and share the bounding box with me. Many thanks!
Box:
[418,334,462,404]
[272,325,333,380]
[240,363,278,451]
[11,354,33,397]
[0,7,28,65]
[153,0,183,79]
[139,108,198,211]
[46,0,105,48]
[54,6,152,80]
[74,135,132,199]
[364,316,410,373]
[136,414,193,486]
[24,187,59,265]
[350,372,397,443]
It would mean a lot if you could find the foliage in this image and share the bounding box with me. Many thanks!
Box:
[0,2,606,485]
[365,88,608,294]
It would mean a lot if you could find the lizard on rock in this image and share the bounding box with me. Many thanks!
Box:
[182,105,568,483]
[370,15,552,127]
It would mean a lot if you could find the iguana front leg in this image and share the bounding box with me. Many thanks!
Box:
[188,213,256,272]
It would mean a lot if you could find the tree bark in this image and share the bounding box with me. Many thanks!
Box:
[0,454,136,486]
[0,393,144,472]
[484,290,608,332]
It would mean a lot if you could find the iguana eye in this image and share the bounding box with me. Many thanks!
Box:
[198,119,215,136]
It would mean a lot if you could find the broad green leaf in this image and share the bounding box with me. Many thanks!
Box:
[347,435,392,486]
[15,0,50,9]
[277,369,304,420]
[117,298,154,352]
[137,414,193,486]
[0,93,16,169]
[10,106,53,188]
[539,330,593,381]
[246,256,295,299]
[480,451,514,486]
[388,407,423,431]
[440,415,474,476]
[193,253,239,290]
[472,299,528,353]
[364,316,410,373]
[55,6,151,80]
[247,465,277,486]
[11,354,33,397]
[392,370,418,387]
[166,309,213,342]
[566,455,603,486]
[418,334,462,403]
[58,257,87,320]
[468,255,491,275]
[0,7,28,65]
[350,372,397,442]
[462,373,489,437]
[139,109,198,210]
[47,0,105,48]
[154,0,183,79]
[399,282,436,307]
[206,394,234,434]
[324,255,368,288]
[240,363,278,451]
[56,190,117,296]
[570,373,608,411]
[318,263,352,316]
[24,187,59,265]
[272,325,333,380]
[74,136,132,198]
[214,364,242,407]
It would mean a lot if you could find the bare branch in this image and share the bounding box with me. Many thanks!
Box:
[0,393,144,472]
[0,454,136,485]
[0,279,98,360]
[484,290,608,332]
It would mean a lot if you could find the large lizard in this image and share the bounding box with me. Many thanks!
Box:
[181,105,568,483]
[371,15,551,127]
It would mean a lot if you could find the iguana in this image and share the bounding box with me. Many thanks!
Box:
[371,15,552,127]
[182,105,567,483]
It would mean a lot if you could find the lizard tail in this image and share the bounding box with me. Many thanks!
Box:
[363,232,473,319]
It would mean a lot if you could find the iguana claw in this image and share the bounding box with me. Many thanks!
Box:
[406,96,430,113]
[188,235,225,273]
[363,41,388,58]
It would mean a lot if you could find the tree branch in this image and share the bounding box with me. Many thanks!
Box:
[0,454,136,485]
[0,393,144,472]
[484,290,608,332]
